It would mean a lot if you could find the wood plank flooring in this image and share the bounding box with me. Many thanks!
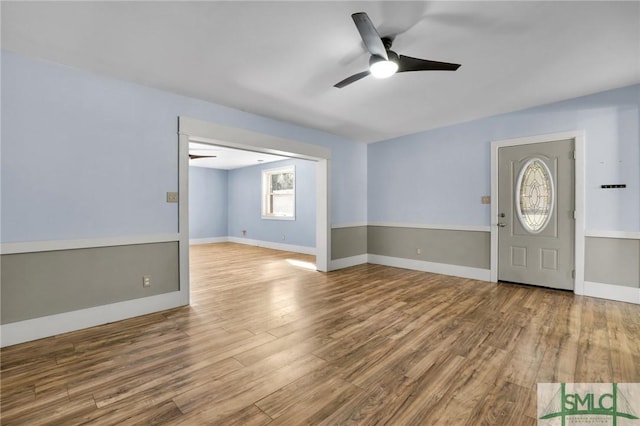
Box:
[2,242,639,424]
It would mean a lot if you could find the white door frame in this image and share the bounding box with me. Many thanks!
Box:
[177,117,331,304]
[490,130,585,295]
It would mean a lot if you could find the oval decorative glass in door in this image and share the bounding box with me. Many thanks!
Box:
[516,158,554,233]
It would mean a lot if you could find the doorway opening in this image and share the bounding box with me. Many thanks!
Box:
[177,116,331,306]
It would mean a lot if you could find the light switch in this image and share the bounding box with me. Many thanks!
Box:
[166,192,179,203]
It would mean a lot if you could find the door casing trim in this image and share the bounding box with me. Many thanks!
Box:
[490,130,585,294]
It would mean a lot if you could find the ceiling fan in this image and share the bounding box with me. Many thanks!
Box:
[334,12,461,88]
[189,143,218,160]
[189,154,217,160]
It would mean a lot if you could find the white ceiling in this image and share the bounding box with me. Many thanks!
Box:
[2,1,639,143]
[189,142,289,170]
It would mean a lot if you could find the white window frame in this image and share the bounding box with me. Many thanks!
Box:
[262,165,295,220]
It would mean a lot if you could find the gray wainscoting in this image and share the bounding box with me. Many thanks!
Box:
[585,237,640,288]
[331,226,367,260]
[367,226,490,269]
[1,242,179,324]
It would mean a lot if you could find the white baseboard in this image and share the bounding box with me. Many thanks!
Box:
[188,236,316,255]
[0,291,186,348]
[583,281,640,305]
[330,254,368,271]
[227,236,316,255]
[367,254,492,281]
[189,237,229,245]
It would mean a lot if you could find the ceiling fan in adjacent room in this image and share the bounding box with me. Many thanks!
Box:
[334,12,461,88]
[189,142,219,160]
[189,154,217,160]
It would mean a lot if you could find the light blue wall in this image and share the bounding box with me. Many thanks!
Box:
[368,84,640,232]
[4,48,637,244]
[189,166,228,239]
[1,50,367,243]
[227,159,316,247]
[189,158,315,247]
[1,51,178,241]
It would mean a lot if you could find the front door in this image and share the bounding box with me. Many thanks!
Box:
[497,139,575,290]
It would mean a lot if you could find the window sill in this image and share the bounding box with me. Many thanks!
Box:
[262,216,296,221]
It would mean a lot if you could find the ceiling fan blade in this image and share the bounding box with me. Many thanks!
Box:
[189,154,217,160]
[334,70,371,88]
[351,12,388,60]
[397,55,461,73]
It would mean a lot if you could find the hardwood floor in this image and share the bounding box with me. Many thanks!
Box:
[1,242,639,425]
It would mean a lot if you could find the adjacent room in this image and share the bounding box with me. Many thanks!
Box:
[188,142,317,256]
[1,1,639,424]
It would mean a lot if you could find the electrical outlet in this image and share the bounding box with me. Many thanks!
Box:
[282,234,286,240]
[481,196,491,204]
[416,248,422,255]
[166,192,179,203]
[143,275,151,288]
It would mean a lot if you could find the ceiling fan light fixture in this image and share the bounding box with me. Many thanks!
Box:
[369,56,398,79]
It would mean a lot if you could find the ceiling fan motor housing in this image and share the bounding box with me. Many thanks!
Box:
[370,37,398,67]
[387,50,399,64]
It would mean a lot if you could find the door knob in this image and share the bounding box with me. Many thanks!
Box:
[497,223,506,228]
